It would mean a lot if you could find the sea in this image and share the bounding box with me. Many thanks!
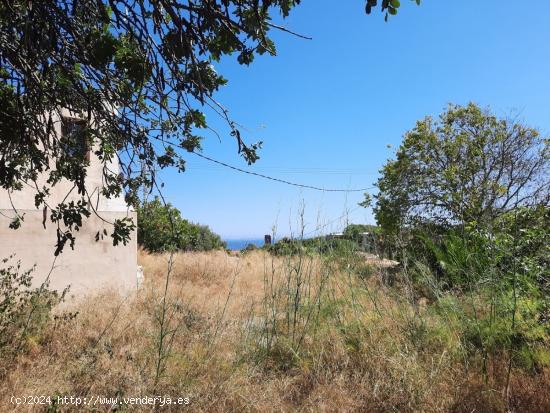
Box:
[225,239,265,251]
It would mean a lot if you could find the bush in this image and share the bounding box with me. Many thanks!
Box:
[0,256,67,365]
[267,236,361,257]
[137,197,226,252]
[241,243,259,253]
[413,208,550,374]
[265,237,308,256]
[413,207,549,292]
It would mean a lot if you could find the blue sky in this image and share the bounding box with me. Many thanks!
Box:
[157,0,550,240]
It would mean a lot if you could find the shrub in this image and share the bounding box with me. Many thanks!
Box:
[267,236,361,258]
[137,197,226,252]
[241,243,259,253]
[0,256,67,365]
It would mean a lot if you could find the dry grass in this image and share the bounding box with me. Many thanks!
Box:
[1,249,548,412]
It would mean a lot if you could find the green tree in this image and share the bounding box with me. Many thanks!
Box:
[137,198,225,252]
[372,103,549,235]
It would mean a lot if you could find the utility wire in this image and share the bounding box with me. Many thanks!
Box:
[186,165,379,175]
[191,151,376,193]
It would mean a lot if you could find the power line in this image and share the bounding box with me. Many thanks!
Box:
[191,151,376,193]
[183,162,379,175]
[186,166,379,176]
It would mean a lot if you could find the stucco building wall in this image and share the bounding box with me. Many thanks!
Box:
[0,108,138,298]
[0,212,137,298]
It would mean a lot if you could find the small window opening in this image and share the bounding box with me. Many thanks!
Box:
[61,117,90,161]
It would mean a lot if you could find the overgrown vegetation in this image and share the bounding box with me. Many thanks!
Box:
[137,197,226,252]
[1,248,548,412]
[258,223,381,258]
[264,236,357,257]
[0,257,70,376]
[1,103,547,412]
[365,103,550,410]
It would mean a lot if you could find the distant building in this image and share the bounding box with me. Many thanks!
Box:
[325,232,344,240]
[0,109,137,298]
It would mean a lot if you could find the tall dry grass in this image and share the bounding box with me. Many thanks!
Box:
[0,249,548,412]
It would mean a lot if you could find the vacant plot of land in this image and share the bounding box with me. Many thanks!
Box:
[1,250,548,412]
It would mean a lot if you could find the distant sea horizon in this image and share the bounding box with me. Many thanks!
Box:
[224,238,265,251]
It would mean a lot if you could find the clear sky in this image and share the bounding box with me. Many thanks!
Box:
[157,0,550,240]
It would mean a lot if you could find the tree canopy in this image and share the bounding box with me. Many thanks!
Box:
[0,0,416,253]
[373,103,550,234]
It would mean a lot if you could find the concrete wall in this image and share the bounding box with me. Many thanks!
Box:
[0,211,137,298]
[0,108,138,299]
